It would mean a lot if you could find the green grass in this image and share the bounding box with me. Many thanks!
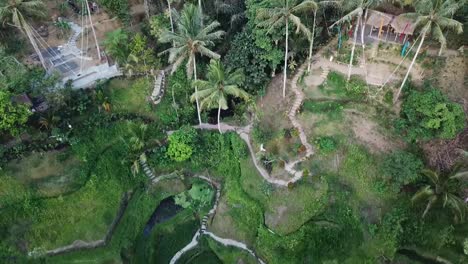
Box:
[303,100,344,120]
[48,177,187,263]
[208,237,258,264]
[106,77,156,118]
[336,43,361,66]
[239,159,329,235]
[2,149,83,198]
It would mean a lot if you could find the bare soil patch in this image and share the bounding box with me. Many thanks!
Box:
[437,55,467,101]
[346,111,401,153]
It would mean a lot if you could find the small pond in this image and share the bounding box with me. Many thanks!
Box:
[143,196,183,237]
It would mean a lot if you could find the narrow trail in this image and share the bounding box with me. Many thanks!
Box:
[149,39,428,264]
[137,165,264,263]
[164,175,265,264]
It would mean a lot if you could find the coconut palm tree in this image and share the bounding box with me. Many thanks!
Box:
[0,0,47,69]
[330,0,382,81]
[159,4,225,125]
[257,0,316,98]
[191,60,249,133]
[307,1,339,72]
[412,166,468,222]
[121,122,161,176]
[394,0,463,103]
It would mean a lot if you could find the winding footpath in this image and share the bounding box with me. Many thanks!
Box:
[172,175,266,264]
[156,43,427,263]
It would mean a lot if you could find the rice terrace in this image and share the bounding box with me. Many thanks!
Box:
[0,0,467,263]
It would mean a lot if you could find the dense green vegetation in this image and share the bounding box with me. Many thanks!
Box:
[0,0,467,263]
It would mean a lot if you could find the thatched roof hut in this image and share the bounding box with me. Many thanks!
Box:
[391,15,417,35]
[365,10,394,28]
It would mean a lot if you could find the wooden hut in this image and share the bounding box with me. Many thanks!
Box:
[365,9,417,44]
[365,10,394,39]
[390,14,417,43]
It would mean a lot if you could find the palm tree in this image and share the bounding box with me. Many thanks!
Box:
[412,166,468,222]
[159,4,225,125]
[307,1,338,72]
[394,0,463,103]
[121,122,160,176]
[214,0,246,30]
[330,0,382,82]
[257,0,316,98]
[103,29,129,64]
[191,60,249,133]
[0,0,47,69]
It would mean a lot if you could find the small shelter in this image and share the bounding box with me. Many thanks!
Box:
[390,15,417,43]
[365,9,417,44]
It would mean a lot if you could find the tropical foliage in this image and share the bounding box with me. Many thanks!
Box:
[167,125,198,162]
[398,88,465,140]
[257,0,316,97]
[382,151,424,190]
[0,90,31,136]
[159,4,225,125]
[412,166,468,221]
[191,60,249,132]
[395,0,464,101]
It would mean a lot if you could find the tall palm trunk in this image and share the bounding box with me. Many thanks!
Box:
[143,0,150,19]
[172,82,179,120]
[361,9,367,46]
[198,0,202,16]
[193,56,202,125]
[86,0,101,60]
[217,104,222,133]
[283,17,289,98]
[307,9,317,72]
[24,23,47,70]
[168,0,174,33]
[394,30,426,103]
[347,14,361,82]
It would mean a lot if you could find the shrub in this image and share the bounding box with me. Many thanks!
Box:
[252,124,273,143]
[167,126,198,162]
[175,182,214,211]
[314,136,337,155]
[381,151,423,190]
[0,90,31,136]
[99,0,130,23]
[398,88,465,141]
[224,29,270,94]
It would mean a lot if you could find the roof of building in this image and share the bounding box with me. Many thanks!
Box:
[391,15,417,35]
[365,10,394,28]
[365,9,417,35]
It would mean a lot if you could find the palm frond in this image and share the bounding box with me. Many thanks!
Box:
[450,170,468,180]
[197,46,221,59]
[431,24,446,54]
[224,85,250,101]
[291,0,318,13]
[437,17,463,34]
[289,14,311,37]
[422,195,438,218]
[411,185,434,203]
[329,7,362,28]
[422,169,439,186]
[446,193,467,221]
